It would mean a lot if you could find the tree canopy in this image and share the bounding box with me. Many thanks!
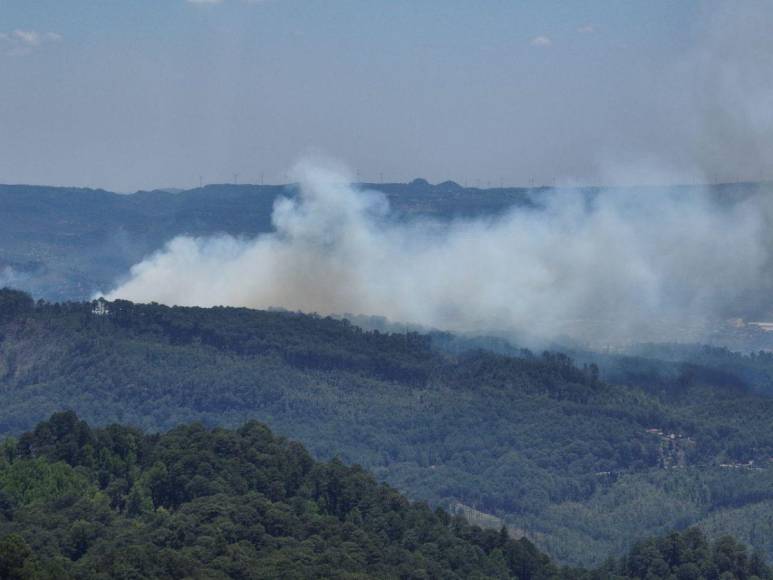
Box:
[1,293,773,566]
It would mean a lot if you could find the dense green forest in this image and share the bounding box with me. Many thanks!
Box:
[597,343,773,399]
[1,413,769,579]
[1,290,773,566]
[0,412,560,579]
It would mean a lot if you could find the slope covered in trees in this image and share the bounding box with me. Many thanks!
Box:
[1,290,773,565]
[0,412,562,579]
[1,413,769,580]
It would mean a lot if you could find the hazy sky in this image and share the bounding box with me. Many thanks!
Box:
[1,0,771,191]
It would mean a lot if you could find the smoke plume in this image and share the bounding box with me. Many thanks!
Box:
[103,161,773,344]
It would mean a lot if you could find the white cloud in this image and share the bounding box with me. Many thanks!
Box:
[185,0,273,4]
[14,30,42,47]
[0,29,61,56]
[185,0,272,6]
[577,24,595,34]
[530,35,552,48]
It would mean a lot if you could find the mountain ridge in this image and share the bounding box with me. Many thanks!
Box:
[4,180,773,303]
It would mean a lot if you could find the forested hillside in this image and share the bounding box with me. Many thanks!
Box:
[1,413,769,579]
[1,290,773,566]
[0,412,561,579]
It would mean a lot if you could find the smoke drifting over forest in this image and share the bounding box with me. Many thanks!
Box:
[91,1,773,344]
[103,161,773,343]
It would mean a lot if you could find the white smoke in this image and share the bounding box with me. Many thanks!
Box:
[0,266,25,289]
[102,160,773,343]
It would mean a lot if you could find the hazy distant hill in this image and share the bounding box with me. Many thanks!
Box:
[1,179,771,304]
[1,290,773,566]
[0,180,536,302]
[0,184,282,300]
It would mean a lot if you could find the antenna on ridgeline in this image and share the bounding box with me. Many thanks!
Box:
[233,173,239,185]
[260,173,264,186]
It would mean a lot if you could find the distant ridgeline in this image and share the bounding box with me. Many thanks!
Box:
[2,290,773,567]
[0,180,535,302]
[0,412,770,579]
[3,179,767,303]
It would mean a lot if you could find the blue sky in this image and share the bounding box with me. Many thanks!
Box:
[1,0,770,191]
